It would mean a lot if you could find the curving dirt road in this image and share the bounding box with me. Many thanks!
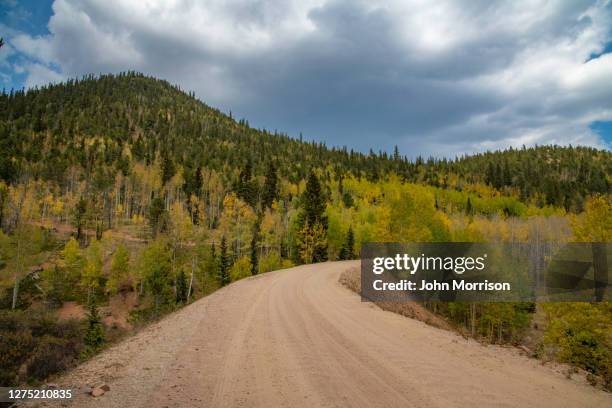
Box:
[51,261,610,407]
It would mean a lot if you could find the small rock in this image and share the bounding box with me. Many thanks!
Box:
[91,387,105,397]
[518,345,531,354]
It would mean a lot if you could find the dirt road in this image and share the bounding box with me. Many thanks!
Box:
[51,261,610,407]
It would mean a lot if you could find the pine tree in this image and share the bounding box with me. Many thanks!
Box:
[297,172,328,263]
[466,197,473,216]
[73,198,87,241]
[303,172,326,226]
[142,241,172,316]
[250,235,259,275]
[148,197,167,238]
[338,226,355,260]
[218,236,230,286]
[342,191,354,208]
[235,159,257,207]
[262,161,278,209]
[82,294,105,357]
[161,154,175,185]
[176,269,188,303]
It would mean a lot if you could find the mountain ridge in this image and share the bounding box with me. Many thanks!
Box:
[0,72,610,210]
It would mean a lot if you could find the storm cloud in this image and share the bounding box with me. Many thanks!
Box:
[2,0,612,156]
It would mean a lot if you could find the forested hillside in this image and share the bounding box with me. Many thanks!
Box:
[0,73,610,389]
[0,72,609,214]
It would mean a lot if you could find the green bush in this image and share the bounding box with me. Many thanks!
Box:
[426,301,534,343]
[543,302,611,388]
[0,310,83,386]
[28,335,82,382]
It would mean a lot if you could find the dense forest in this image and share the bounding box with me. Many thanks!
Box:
[0,73,610,388]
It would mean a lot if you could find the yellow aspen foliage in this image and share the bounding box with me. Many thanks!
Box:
[81,240,103,292]
[572,195,612,242]
[230,256,252,282]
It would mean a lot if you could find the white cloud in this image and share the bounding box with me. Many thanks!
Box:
[19,62,64,88]
[4,0,612,156]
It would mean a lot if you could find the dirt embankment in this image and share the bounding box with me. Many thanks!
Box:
[339,265,451,330]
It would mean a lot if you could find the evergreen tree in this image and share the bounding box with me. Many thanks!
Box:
[303,172,326,226]
[176,269,188,303]
[342,191,354,208]
[82,295,105,357]
[161,153,175,185]
[338,226,355,260]
[250,235,259,275]
[148,197,167,238]
[73,198,87,241]
[235,159,257,207]
[142,241,172,316]
[218,236,230,286]
[295,172,329,263]
[262,161,279,209]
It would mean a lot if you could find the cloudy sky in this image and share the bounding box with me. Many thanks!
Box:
[1,0,611,157]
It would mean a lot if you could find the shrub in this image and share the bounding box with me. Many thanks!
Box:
[28,335,81,382]
[259,251,282,273]
[230,256,251,282]
[543,302,611,388]
[0,310,83,386]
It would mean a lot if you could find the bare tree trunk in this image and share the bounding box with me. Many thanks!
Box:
[187,257,195,299]
[12,278,20,310]
[592,243,608,301]
[12,238,22,309]
[470,303,476,337]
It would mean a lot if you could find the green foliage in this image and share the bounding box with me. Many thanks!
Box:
[148,197,167,238]
[82,296,104,358]
[259,251,283,273]
[81,240,103,298]
[262,162,279,209]
[342,191,354,208]
[294,173,328,263]
[250,235,259,276]
[230,256,252,282]
[176,269,188,303]
[572,195,611,242]
[138,239,172,315]
[0,310,82,386]
[73,198,87,241]
[543,303,611,387]
[41,266,66,307]
[218,237,230,286]
[234,160,258,207]
[0,73,608,216]
[58,237,83,300]
[107,244,130,295]
[303,172,326,226]
[0,72,609,386]
[429,302,534,343]
[338,226,355,260]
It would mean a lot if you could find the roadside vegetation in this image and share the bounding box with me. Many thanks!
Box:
[0,73,609,388]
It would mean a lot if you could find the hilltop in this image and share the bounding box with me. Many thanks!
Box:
[0,72,609,212]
